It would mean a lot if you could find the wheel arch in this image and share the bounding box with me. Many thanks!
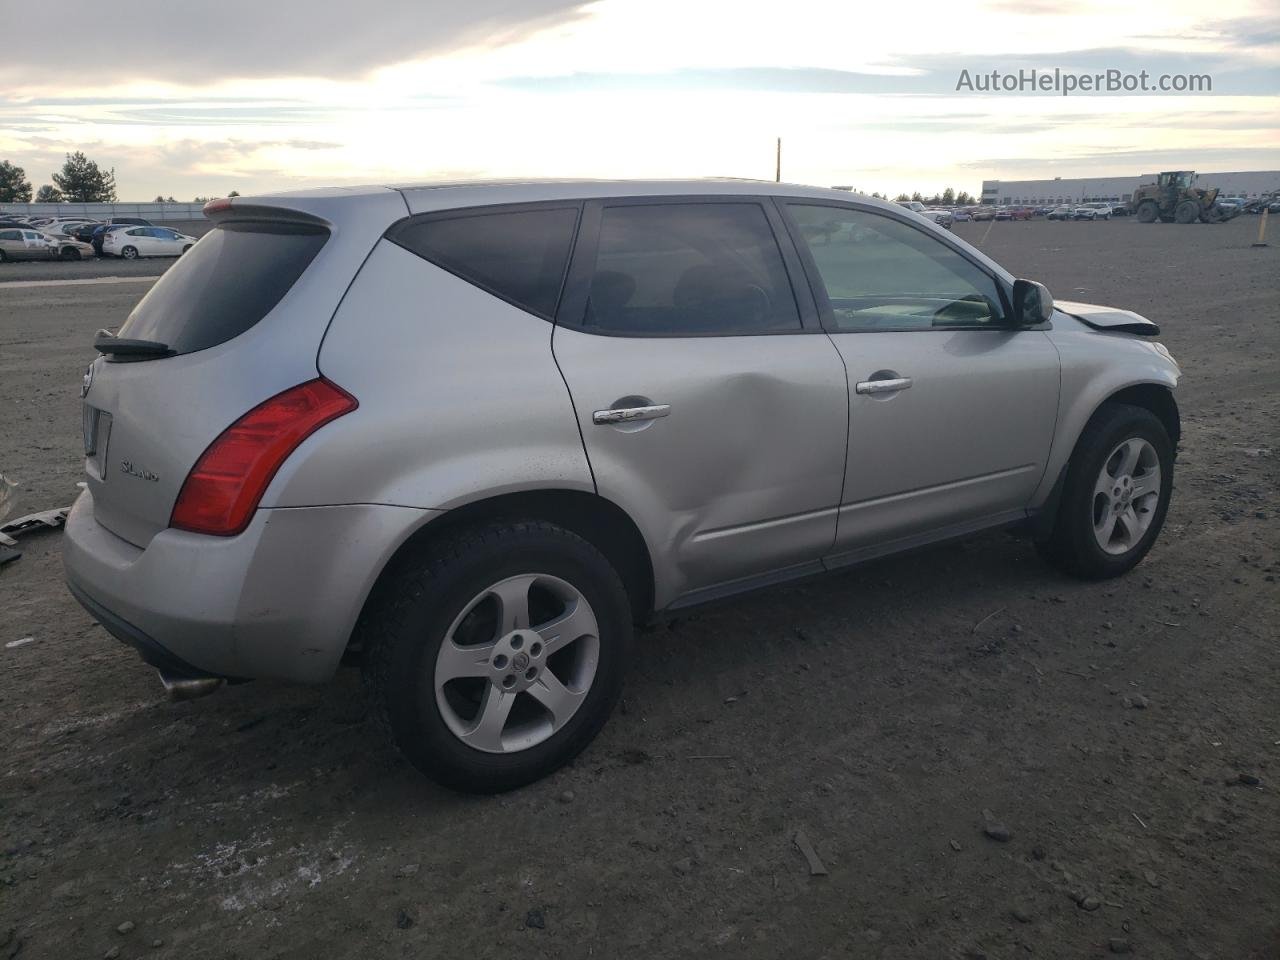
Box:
[352,490,656,652]
[1031,381,1180,538]
[1102,382,1180,445]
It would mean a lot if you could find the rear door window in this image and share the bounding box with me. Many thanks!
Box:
[387,205,579,319]
[115,221,328,356]
[581,202,801,336]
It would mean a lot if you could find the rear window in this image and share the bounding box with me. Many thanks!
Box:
[387,206,579,319]
[116,221,328,356]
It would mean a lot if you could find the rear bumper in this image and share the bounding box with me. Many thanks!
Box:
[62,490,433,683]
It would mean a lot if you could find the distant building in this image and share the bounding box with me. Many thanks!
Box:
[980,170,1280,205]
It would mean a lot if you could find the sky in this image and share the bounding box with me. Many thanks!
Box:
[0,0,1277,200]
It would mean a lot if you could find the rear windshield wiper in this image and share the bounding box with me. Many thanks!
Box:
[94,329,174,360]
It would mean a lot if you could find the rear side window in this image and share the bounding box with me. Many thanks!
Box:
[583,203,800,336]
[388,206,579,319]
[116,221,328,356]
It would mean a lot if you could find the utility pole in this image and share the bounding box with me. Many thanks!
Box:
[775,138,781,182]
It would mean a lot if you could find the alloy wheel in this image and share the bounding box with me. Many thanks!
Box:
[1092,437,1161,555]
[434,573,600,754]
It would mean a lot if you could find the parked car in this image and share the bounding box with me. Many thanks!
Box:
[40,231,95,260]
[1073,204,1111,221]
[923,207,953,230]
[101,225,197,259]
[951,209,972,222]
[69,222,105,244]
[108,216,155,227]
[40,217,96,234]
[0,227,57,261]
[1047,205,1073,221]
[994,207,1013,221]
[90,224,128,257]
[66,181,1181,792]
[971,207,995,221]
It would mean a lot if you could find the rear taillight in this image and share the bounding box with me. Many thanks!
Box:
[170,378,357,536]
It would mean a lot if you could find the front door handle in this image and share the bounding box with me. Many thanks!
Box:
[855,377,913,396]
[592,404,671,425]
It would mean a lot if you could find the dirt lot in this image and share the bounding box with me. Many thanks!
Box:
[1,216,1277,959]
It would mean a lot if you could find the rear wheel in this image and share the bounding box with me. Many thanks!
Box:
[181,244,192,254]
[0,249,7,263]
[360,520,631,793]
[60,246,81,260]
[1174,200,1199,224]
[1135,201,1158,223]
[1036,403,1173,580]
[121,246,139,259]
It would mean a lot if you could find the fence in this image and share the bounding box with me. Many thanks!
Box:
[0,201,208,223]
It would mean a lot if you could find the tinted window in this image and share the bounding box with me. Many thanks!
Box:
[0,230,19,240]
[388,206,578,319]
[584,203,800,336]
[788,204,1005,332]
[116,221,328,356]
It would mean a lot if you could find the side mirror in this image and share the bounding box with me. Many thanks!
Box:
[1011,278,1054,327]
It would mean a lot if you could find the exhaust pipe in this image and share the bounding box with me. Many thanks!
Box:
[157,670,224,701]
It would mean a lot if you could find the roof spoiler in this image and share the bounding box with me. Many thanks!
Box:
[202,197,329,228]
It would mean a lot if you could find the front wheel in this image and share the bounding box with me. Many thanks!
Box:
[360,520,631,793]
[1036,403,1174,580]
[60,246,81,260]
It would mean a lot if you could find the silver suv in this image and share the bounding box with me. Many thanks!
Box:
[64,181,1181,792]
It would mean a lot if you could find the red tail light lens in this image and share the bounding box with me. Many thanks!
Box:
[170,378,357,536]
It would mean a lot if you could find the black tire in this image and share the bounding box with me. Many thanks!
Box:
[121,246,139,259]
[1135,201,1158,223]
[0,249,7,263]
[359,519,631,793]
[1036,403,1174,580]
[1174,200,1199,224]
[60,246,81,260]
[181,244,192,254]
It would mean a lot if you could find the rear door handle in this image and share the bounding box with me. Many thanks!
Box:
[855,377,913,396]
[592,404,671,425]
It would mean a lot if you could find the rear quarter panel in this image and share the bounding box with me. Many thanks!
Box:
[275,240,594,510]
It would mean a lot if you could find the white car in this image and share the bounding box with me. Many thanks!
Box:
[895,200,952,230]
[1074,203,1113,221]
[102,226,198,259]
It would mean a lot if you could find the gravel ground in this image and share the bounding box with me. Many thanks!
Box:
[1,217,1277,959]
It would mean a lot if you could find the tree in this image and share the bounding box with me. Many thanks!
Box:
[192,196,210,203]
[227,190,240,197]
[941,187,956,205]
[895,192,910,202]
[911,191,923,202]
[51,151,116,202]
[0,160,33,202]
[35,185,63,202]
[956,190,973,205]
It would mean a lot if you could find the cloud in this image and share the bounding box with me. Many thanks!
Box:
[0,0,591,87]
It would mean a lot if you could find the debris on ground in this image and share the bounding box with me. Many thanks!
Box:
[0,506,71,547]
[5,638,35,650]
[981,809,1012,842]
[793,829,829,876]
